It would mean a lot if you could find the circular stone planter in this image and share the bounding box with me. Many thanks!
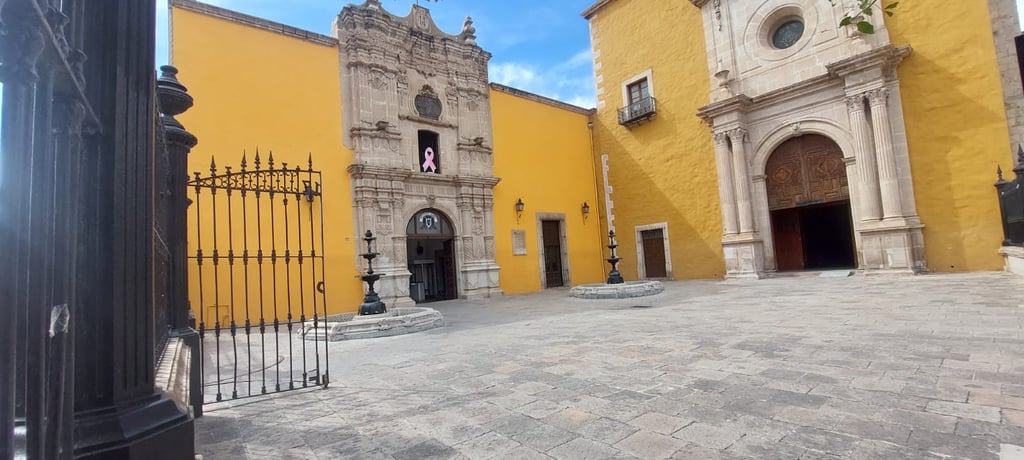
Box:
[569,280,664,299]
[298,307,444,341]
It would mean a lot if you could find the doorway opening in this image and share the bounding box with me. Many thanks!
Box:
[766,134,856,271]
[541,220,564,287]
[639,227,668,278]
[406,209,457,302]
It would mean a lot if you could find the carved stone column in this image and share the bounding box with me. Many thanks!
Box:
[847,93,882,222]
[728,127,755,233]
[713,131,739,235]
[867,87,904,220]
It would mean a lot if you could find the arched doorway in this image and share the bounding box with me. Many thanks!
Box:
[766,134,856,271]
[406,209,458,303]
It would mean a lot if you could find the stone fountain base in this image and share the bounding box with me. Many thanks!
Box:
[298,307,444,342]
[569,280,664,299]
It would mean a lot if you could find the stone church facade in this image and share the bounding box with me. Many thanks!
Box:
[693,1,926,276]
[585,0,1023,279]
[336,1,502,305]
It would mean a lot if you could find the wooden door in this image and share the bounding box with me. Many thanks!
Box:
[640,229,667,278]
[542,221,564,287]
[439,239,457,300]
[771,208,805,271]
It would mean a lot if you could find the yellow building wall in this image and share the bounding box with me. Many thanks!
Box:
[490,88,607,293]
[587,0,724,280]
[172,7,363,326]
[887,5,1010,271]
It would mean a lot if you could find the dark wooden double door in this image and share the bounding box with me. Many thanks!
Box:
[767,135,856,271]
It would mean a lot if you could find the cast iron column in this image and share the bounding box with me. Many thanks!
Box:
[157,65,198,331]
[0,2,48,456]
[72,1,194,457]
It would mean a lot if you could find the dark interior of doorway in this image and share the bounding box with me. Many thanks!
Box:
[407,238,457,303]
[771,200,856,271]
[542,220,564,287]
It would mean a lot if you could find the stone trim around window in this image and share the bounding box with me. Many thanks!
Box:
[621,69,654,108]
[634,222,672,280]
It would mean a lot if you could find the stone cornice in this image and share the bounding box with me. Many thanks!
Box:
[581,0,615,19]
[347,164,501,188]
[696,95,753,122]
[489,83,595,116]
[698,45,912,123]
[689,0,711,6]
[169,0,338,47]
[697,74,843,122]
[826,44,913,78]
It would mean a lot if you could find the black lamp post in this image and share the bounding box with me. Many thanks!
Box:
[358,230,387,315]
[606,230,624,284]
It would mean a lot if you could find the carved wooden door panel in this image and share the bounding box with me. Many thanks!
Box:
[766,135,848,211]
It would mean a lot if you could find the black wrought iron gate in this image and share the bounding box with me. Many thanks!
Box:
[188,153,330,405]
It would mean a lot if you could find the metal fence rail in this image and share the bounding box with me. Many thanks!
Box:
[189,155,330,405]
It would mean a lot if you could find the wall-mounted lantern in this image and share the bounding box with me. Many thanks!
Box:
[582,201,591,223]
[515,198,525,223]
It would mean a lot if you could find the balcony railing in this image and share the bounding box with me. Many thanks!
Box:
[618,97,657,127]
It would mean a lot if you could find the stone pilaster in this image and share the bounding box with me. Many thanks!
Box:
[713,131,739,235]
[728,127,755,234]
[847,93,882,222]
[867,87,904,220]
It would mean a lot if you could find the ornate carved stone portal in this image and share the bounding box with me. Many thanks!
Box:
[336,0,501,305]
[693,0,926,277]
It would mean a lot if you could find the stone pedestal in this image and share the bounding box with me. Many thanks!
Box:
[999,246,1024,276]
[376,266,416,308]
[460,262,502,299]
[722,234,766,279]
[859,223,926,274]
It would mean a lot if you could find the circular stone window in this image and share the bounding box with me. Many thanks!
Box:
[771,19,805,49]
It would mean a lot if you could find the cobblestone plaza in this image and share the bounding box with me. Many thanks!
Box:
[197,272,1024,459]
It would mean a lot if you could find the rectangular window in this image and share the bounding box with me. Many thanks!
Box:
[627,79,649,105]
[418,130,440,174]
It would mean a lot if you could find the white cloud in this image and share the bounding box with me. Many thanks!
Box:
[489,48,596,108]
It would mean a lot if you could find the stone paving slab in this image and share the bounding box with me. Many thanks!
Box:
[196,272,1024,459]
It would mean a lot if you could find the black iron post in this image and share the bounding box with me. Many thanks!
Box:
[158,65,198,331]
[606,230,624,284]
[157,65,204,418]
[358,230,387,315]
[996,146,1024,247]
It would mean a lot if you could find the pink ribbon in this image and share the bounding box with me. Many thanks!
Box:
[422,147,437,173]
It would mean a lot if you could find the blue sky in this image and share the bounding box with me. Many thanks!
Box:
[155,1,1024,108]
[155,0,599,107]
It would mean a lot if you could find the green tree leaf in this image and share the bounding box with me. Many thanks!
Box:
[856,21,875,34]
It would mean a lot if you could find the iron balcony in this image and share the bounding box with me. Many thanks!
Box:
[618,97,657,127]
